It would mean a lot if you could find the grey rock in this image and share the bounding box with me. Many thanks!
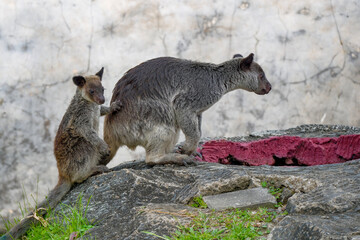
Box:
[203,187,277,210]
[269,213,360,240]
[48,125,360,240]
[52,160,360,239]
[278,187,294,204]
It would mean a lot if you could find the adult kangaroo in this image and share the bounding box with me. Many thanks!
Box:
[104,53,271,165]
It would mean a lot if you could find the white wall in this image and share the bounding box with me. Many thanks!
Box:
[0,0,359,220]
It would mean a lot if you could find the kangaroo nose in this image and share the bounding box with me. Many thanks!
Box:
[97,96,105,105]
[266,83,272,93]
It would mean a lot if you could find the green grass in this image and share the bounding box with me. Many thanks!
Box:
[261,181,283,200]
[143,207,287,240]
[25,194,94,240]
[3,183,286,240]
[1,194,94,240]
[261,181,284,208]
[189,196,208,209]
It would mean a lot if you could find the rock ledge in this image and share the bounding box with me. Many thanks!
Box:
[53,125,360,239]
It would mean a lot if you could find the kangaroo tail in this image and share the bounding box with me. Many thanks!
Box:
[103,114,122,165]
[0,179,71,240]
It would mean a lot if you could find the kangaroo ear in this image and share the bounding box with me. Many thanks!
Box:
[95,67,104,80]
[73,76,86,87]
[233,54,243,58]
[240,53,254,70]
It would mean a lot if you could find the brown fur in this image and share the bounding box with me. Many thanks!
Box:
[1,68,111,240]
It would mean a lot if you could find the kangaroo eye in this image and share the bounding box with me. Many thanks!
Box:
[259,73,264,79]
[89,90,95,94]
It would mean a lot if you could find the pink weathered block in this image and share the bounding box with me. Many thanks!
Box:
[197,135,360,166]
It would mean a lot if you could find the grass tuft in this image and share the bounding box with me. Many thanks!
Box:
[25,194,94,240]
[1,193,94,239]
[261,181,285,208]
[189,196,208,209]
[143,207,287,240]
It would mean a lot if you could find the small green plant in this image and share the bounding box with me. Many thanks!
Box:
[261,181,283,200]
[190,196,208,209]
[25,194,94,240]
[1,194,94,240]
[143,207,287,240]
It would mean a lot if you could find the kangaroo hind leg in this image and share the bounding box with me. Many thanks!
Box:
[175,111,201,155]
[144,126,195,166]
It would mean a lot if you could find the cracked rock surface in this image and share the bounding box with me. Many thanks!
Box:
[53,125,360,239]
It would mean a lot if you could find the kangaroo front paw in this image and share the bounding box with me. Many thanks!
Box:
[101,148,110,156]
[110,100,123,113]
[174,145,196,156]
[99,143,110,157]
[100,151,110,161]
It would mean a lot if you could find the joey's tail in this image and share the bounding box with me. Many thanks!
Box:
[0,179,71,240]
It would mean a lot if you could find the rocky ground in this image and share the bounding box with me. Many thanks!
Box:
[49,125,360,239]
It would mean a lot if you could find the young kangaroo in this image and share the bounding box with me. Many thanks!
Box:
[103,53,271,166]
[1,68,112,240]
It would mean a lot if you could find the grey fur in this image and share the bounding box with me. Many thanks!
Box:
[233,53,243,58]
[104,53,271,165]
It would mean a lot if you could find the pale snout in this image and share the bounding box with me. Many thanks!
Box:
[95,95,105,105]
[256,81,272,95]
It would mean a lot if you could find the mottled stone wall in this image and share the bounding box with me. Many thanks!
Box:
[0,0,359,219]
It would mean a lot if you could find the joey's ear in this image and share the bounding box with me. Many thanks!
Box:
[95,67,104,80]
[240,53,254,70]
[233,54,243,58]
[73,76,86,87]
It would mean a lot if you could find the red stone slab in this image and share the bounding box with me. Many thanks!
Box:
[197,135,360,166]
